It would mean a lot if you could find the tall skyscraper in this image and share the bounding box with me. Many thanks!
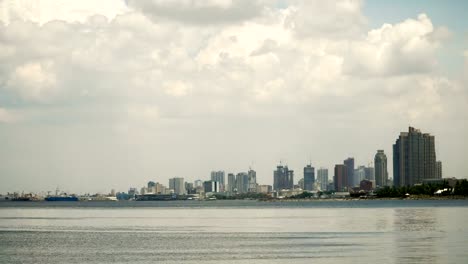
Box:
[436,161,442,179]
[211,171,225,190]
[273,164,294,191]
[227,173,236,193]
[334,164,348,192]
[393,127,437,186]
[374,150,388,187]
[236,172,249,194]
[168,177,185,195]
[317,168,328,191]
[344,158,354,188]
[248,168,257,193]
[303,164,315,191]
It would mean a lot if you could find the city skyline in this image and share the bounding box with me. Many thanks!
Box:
[1,1,468,194]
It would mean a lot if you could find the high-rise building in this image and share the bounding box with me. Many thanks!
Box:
[203,180,219,193]
[344,158,354,188]
[227,173,236,193]
[393,127,437,186]
[354,166,366,187]
[436,161,442,179]
[248,169,257,193]
[147,181,156,188]
[211,171,225,191]
[236,172,249,194]
[194,180,203,188]
[273,164,294,191]
[364,166,375,181]
[317,168,328,191]
[374,150,388,187]
[303,164,315,191]
[168,177,185,195]
[334,164,348,192]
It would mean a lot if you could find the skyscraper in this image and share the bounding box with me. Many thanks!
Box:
[303,164,315,191]
[334,164,348,192]
[374,150,388,187]
[317,168,328,191]
[344,158,354,188]
[210,171,225,190]
[236,172,249,194]
[168,177,185,195]
[273,164,294,191]
[227,173,236,193]
[248,168,257,193]
[354,166,366,187]
[393,127,437,186]
[436,161,442,179]
[203,180,219,193]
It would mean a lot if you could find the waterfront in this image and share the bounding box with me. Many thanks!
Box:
[1,200,467,263]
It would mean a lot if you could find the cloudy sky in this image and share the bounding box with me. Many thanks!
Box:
[0,0,467,194]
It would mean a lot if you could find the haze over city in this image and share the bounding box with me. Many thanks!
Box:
[0,0,467,194]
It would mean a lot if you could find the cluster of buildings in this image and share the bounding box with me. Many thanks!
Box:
[131,127,445,199]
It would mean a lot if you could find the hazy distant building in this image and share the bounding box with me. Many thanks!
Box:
[436,161,442,179]
[257,185,272,194]
[344,158,354,188]
[273,164,294,191]
[393,127,437,186]
[364,166,375,182]
[203,180,219,193]
[334,164,348,192]
[317,168,328,191]
[248,169,257,193]
[185,182,195,194]
[298,178,304,189]
[168,177,185,195]
[211,171,225,190]
[354,166,366,187]
[236,172,249,194]
[374,150,388,187]
[194,180,203,188]
[227,173,236,193]
[303,164,315,191]
[147,181,156,189]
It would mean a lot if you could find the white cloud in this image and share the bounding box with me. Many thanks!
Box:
[7,61,58,102]
[127,0,263,24]
[163,80,192,97]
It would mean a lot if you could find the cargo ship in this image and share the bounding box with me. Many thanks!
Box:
[45,195,79,201]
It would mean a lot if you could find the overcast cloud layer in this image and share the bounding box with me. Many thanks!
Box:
[0,0,467,193]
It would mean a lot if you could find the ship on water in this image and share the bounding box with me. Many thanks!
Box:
[45,188,79,201]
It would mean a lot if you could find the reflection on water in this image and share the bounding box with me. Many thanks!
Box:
[0,203,467,264]
[393,208,442,264]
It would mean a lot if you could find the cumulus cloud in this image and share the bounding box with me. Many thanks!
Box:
[343,14,444,77]
[127,0,264,24]
[0,1,466,192]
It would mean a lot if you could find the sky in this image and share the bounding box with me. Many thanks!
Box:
[0,0,467,194]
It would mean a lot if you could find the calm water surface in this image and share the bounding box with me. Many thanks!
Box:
[1,200,467,263]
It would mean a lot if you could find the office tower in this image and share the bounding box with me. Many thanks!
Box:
[273,164,294,191]
[210,171,225,189]
[393,127,437,186]
[374,150,388,187]
[317,168,328,191]
[168,177,185,195]
[334,164,348,192]
[364,166,375,181]
[236,172,249,194]
[227,173,236,193]
[185,182,195,194]
[203,180,219,193]
[248,168,257,193]
[344,158,354,188]
[436,161,442,179]
[303,164,315,191]
[354,166,366,187]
